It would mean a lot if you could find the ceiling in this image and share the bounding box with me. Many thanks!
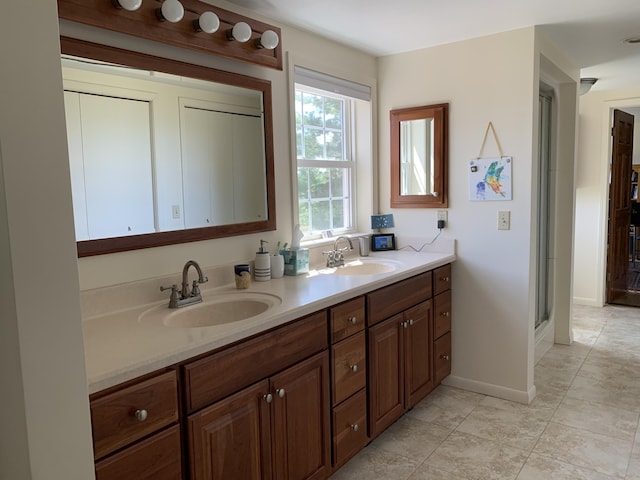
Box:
[223,0,640,93]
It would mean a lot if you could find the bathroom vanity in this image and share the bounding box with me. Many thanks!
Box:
[82,251,454,479]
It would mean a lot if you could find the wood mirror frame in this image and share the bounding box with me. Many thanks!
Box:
[61,37,276,257]
[390,103,448,208]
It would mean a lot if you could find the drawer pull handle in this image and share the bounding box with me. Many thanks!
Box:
[402,321,408,329]
[349,364,358,373]
[351,423,359,432]
[408,319,414,326]
[276,388,286,398]
[440,354,450,361]
[134,409,148,422]
[440,311,450,317]
[349,316,358,325]
[263,393,273,404]
[440,276,450,282]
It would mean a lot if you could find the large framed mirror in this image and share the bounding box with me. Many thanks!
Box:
[390,103,448,208]
[60,37,275,257]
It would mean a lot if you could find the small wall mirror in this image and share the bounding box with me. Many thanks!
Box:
[390,103,448,208]
[60,37,275,257]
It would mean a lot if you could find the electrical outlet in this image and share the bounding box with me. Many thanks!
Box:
[437,210,448,222]
[172,205,181,219]
[498,210,510,230]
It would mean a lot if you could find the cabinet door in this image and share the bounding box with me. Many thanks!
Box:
[188,379,272,480]
[404,300,434,408]
[271,352,330,480]
[368,313,405,439]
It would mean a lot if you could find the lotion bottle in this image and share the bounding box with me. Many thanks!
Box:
[254,239,271,281]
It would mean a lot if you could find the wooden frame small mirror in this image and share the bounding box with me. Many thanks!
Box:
[390,103,448,208]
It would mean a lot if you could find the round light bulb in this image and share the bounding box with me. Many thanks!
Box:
[230,22,252,43]
[196,11,220,34]
[160,0,184,23]
[257,30,279,50]
[113,0,142,11]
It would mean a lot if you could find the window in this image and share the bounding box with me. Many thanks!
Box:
[293,66,372,240]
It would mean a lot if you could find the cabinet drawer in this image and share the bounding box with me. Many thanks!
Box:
[95,424,182,480]
[433,264,452,296]
[332,389,367,468]
[91,370,179,460]
[434,290,452,339]
[184,310,328,412]
[434,332,451,385]
[367,272,432,326]
[331,331,366,406]
[330,296,365,343]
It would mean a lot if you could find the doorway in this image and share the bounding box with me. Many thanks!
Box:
[606,108,640,306]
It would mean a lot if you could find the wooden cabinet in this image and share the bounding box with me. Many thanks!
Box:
[328,297,368,470]
[88,263,453,480]
[367,300,434,438]
[433,264,452,384]
[188,352,330,480]
[90,370,180,480]
[185,311,330,480]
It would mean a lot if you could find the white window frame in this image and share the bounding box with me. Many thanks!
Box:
[295,83,357,240]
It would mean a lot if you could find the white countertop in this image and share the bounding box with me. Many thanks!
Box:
[82,250,455,394]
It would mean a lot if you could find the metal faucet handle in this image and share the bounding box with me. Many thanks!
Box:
[191,280,201,297]
[160,284,179,308]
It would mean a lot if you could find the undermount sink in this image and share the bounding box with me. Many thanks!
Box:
[139,292,281,328]
[322,258,399,276]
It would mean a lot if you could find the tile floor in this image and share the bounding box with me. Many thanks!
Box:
[330,304,640,480]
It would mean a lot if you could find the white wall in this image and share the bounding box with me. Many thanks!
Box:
[574,88,640,305]
[0,2,95,479]
[378,27,578,402]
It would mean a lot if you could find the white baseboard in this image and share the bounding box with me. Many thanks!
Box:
[442,375,536,405]
[572,296,601,307]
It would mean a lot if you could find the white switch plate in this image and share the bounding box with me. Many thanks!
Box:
[172,205,181,219]
[498,210,510,230]
[437,210,448,222]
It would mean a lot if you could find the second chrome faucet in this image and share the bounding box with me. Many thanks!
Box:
[160,260,208,308]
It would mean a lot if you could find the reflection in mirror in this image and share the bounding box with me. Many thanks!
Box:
[400,117,434,195]
[390,103,448,208]
[60,37,275,257]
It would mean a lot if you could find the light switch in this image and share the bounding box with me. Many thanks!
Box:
[498,211,510,230]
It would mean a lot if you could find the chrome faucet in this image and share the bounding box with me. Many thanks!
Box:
[323,236,354,267]
[160,260,208,308]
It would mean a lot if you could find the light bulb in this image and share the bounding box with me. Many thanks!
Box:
[195,11,220,34]
[158,0,184,23]
[113,0,142,11]
[256,30,279,50]
[228,22,252,43]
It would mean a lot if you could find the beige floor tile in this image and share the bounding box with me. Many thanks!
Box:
[455,396,550,451]
[424,431,529,480]
[372,414,451,462]
[408,462,473,480]
[533,422,633,478]
[407,385,486,430]
[328,443,421,480]
[551,396,639,441]
[626,431,640,480]
[517,453,616,479]
[567,366,640,413]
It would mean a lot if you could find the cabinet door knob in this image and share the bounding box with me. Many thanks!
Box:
[440,311,450,317]
[408,319,414,326]
[276,388,286,398]
[402,321,408,329]
[349,364,358,373]
[440,354,450,361]
[349,316,358,325]
[263,393,273,404]
[351,423,359,432]
[134,409,148,422]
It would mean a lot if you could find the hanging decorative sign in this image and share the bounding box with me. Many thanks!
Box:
[469,122,512,201]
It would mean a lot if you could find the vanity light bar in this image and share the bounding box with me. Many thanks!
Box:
[58,0,283,70]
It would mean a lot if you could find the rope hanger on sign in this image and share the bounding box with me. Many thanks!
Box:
[476,121,506,159]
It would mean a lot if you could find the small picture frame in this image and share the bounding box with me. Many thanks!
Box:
[371,233,396,251]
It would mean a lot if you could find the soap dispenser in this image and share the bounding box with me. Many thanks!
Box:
[254,239,271,281]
